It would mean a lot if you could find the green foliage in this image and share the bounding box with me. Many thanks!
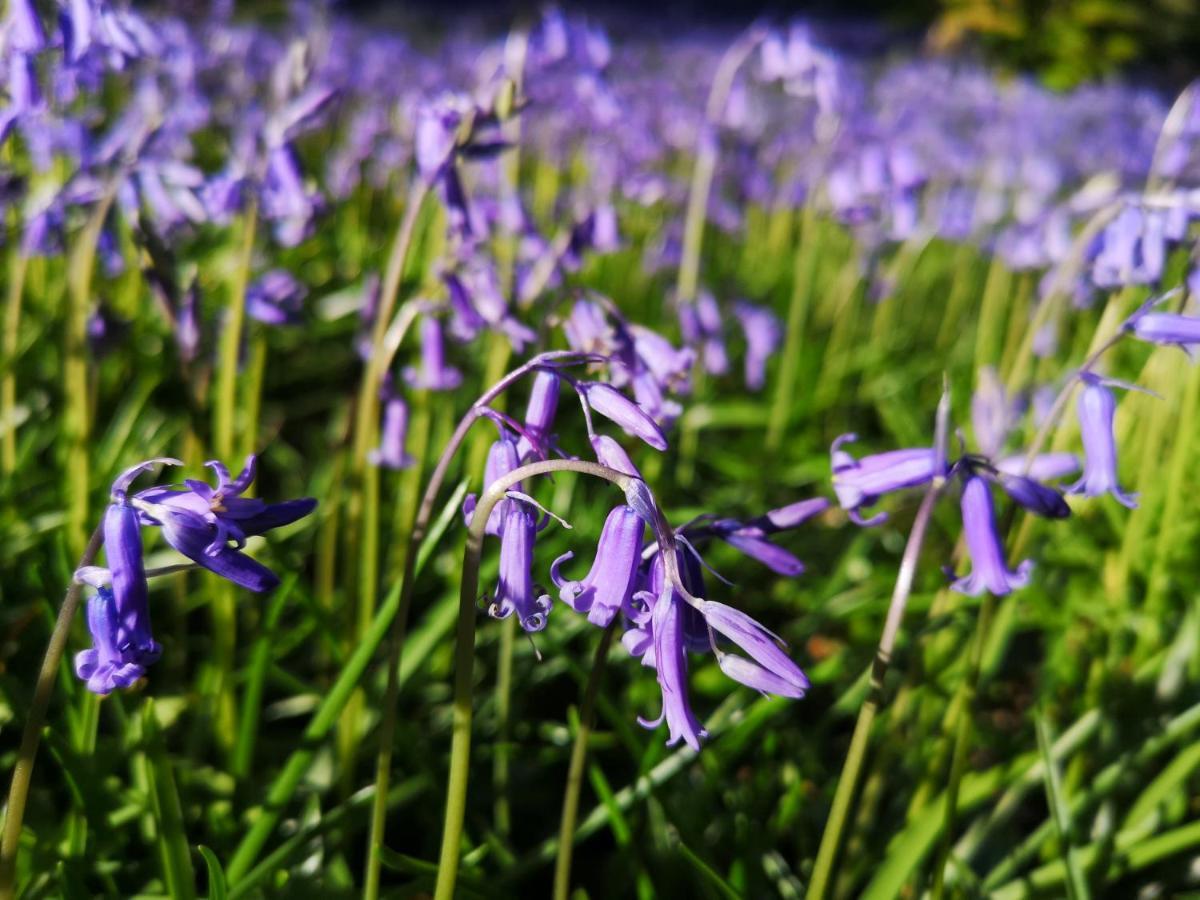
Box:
[931,0,1200,88]
[2,156,1200,899]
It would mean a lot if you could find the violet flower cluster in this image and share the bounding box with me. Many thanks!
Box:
[73,456,315,694]
[458,361,821,751]
[826,291,1200,601]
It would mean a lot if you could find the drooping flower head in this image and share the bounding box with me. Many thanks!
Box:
[733,301,781,391]
[551,504,643,627]
[369,379,414,470]
[405,315,463,392]
[831,434,944,525]
[75,585,147,696]
[133,455,317,592]
[1066,373,1138,508]
[951,474,1033,597]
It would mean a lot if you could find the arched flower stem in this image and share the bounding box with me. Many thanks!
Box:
[0,524,105,900]
[432,458,639,900]
[363,351,604,897]
[676,24,766,306]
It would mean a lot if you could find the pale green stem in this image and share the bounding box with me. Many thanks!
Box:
[492,616,516,839]
[1,251,29,475]
[238,332,268,482]
[213,201,258,461]
[806,484,943,900]
[552,622,618,900]
[929,592,996,900]
[675,25,766,305]
[433,459,636,900]
[364,352,593,898]
[0,524,105,900]
[343,179,432,788]
[211,200,258,752]
[767,203,821,451]
[362,390,431,900]
[65,189,118,556]
[352,178,433,473]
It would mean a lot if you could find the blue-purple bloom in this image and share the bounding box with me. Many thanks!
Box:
[679,291,728,377]
[246,270,307,326]
[73,458,182,694]
[578,381,668,451]
[625,545,809,750]
[996,472,1070,519]
[369,381,415,470]
[952,475,1033,596]
[75,586,147,695]
[995,452,1080,482]
[733,301,781,391]
[1067,374,1137,508]
[831,434,944,525]
[516,370,560,462]
[405,316,463,391]
[133,455,317,591]
[552,505,644,626]
[489,498,552,632]
[1124,294,1200,357]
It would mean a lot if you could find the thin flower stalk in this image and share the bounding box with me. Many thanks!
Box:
[676,25,766,306]
[0,524,104,900]
[433,458,638,900]
[553,621,618,900]
[210,199,259,749]
[767,202,823,450]
[364,352,595,897]
[806,483,943,900]
[65,186,120,556]
[1,250,29,475]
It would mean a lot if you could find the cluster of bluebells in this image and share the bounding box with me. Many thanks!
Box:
[460,360,822,750]
[73,456,315,694]
[6,2,1200,428]
[6,0,1199,739]
[828,288,1200,601]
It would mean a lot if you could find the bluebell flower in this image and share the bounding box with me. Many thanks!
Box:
[551,505,644,626]
[640,579,708,750]
[995,472,1070,518]
[995,452,1079,482]
[463,434,521,537]
[4,0,47,53]
[70,458,182,694]
[733,301,781,392]
[578,382,668,451]
[1124,293,1200,357]
[831,434,944,525]
[516,370,560,462]
[75,586,147,695]
[104,497,161,666]
[246,270,306,326]
[133,455,317,590]
[261,144,321,247]
[700,600,808,699]
[1127,311,1200,354]
[589,433,642,478]
[489,497,552,632]
[952,475,1032,596]
[404,316,463,392]
[1066,373,1137,508]
[369,380,415,470]
[678,290,728,377]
